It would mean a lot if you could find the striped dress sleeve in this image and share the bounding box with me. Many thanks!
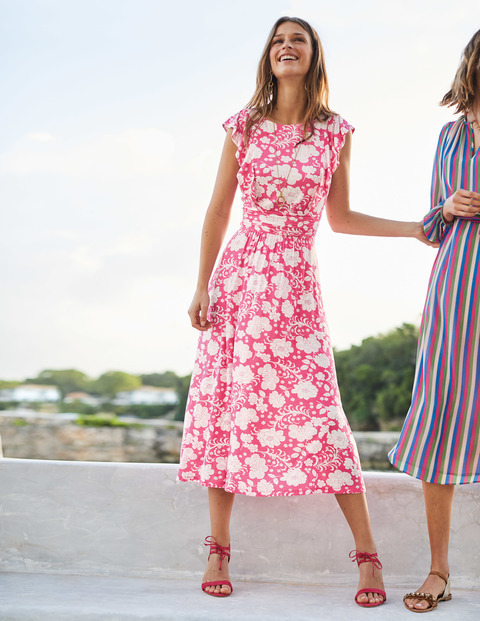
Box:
[423,123,453,242]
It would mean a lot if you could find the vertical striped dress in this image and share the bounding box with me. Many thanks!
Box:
[389,116,480,485]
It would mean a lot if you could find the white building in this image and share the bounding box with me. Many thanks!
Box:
[114,386,178,406]
[64,392,101,407]
[0,384,61,403]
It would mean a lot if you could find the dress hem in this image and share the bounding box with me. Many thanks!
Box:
[177,474,366,497]
[388,455,480,485]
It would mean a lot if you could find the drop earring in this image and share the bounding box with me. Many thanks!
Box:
[268,73,274,94]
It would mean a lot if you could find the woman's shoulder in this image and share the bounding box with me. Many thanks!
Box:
[435,116,467,151]
[317,113,354,137]
[223,107,254,128]
[222,108,256,153]
[439,116,464,138]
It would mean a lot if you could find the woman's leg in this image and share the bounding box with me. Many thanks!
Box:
[335,492,385,604]
[405,481,454,611]
[202,487,235,594]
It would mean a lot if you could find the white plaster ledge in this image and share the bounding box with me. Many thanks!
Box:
[0,459,479,589]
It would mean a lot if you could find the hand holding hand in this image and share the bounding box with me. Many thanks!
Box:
[443,189,480,223]
[413,221,440,248]
[188,289,211,331]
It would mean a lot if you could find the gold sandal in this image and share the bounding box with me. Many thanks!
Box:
[403,571,452,613]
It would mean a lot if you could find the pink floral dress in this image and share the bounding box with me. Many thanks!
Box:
[177,109,365,496]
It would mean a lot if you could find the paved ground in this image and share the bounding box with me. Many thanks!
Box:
[0,573,479,621]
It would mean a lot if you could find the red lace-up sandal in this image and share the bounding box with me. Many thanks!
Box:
[349,550,387,607]
[201,536,233,597]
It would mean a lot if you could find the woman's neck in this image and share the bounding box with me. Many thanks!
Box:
[271,81,307,124]
[467,98,480,122]
[473,101,480,123]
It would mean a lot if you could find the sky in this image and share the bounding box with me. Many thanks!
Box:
[1,0,479,381]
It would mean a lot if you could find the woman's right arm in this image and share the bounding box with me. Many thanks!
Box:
[424,124,480,240]
[188,129,239,331]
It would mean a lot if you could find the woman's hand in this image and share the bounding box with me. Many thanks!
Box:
[188,289,212,331]
[413,221,440,248]
[443,189,480,223]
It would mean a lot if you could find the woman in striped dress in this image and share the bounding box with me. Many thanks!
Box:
[389,29,480,613]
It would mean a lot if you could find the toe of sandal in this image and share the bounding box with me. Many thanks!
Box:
[403,591,436,612]
[201,580,233,597]
[355,588,386,607]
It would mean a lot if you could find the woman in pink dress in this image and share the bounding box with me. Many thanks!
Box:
[178,16,430,606]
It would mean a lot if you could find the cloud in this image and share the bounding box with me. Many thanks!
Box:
[0,128,174,177]
[27,132,55,142]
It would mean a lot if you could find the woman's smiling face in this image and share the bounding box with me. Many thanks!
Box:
[269,21,313,80]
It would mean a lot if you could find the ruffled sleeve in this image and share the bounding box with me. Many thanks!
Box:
[423,123,453,242]
[339,116,355,136]
[329,114,355,173]
[222,109,249,165]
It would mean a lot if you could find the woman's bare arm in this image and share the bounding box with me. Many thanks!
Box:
[188,129,239,331]
[326,132,431,244]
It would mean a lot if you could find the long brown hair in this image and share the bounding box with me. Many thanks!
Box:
[244,16,334,143]
[441,29,480,114]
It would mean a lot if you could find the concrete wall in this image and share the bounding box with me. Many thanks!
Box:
[0,459,479,589]
[0,412,399,469]
[0,413,182,463]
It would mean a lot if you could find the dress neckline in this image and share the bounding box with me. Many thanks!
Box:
[462,113,480,157]
[263,118,303,127]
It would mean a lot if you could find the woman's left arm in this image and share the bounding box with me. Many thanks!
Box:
[325,132,433,245]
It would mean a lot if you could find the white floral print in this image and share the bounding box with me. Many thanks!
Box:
[326,469,354,491]
[258,364,279,390]
[299,292,316,311]
[257,428,286,448]
[270,338,294,358]
[296,334,322,354]
[293,381,318,400]
[246,316,272,338]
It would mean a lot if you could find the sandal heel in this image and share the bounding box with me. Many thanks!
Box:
[439,576,452,602]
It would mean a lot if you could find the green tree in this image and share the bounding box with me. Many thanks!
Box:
[26,369,91,398]
[0,380,20,389]
[174,374,192,421]
[140,370,192,421]
[93,371,141,399]
[140,371,179,388]
[334,323,419,431]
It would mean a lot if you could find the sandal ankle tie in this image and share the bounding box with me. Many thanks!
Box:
[349,550,383,577]
[204,536,231,570]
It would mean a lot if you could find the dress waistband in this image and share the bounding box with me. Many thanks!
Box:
[241,213,317,240]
